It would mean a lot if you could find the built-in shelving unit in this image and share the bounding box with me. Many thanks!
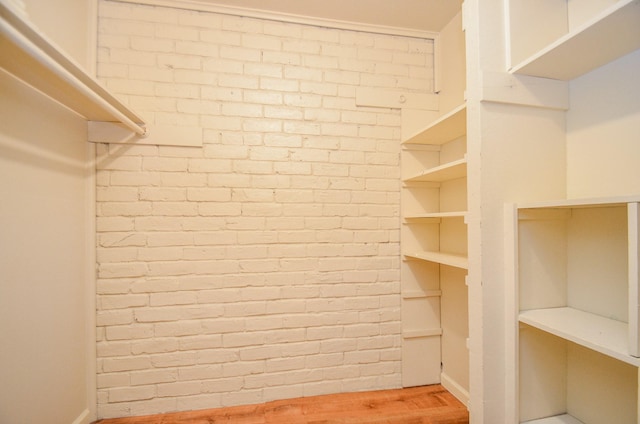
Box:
[507,0,640,80]
[399,7,469,406]
[511,197,640,424]
[498,1,640,422]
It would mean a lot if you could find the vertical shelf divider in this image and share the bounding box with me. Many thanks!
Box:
[629,202,640,357]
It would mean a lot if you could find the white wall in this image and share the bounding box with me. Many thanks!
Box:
[0,71,93,424]
[21,0,95,67]
[567,49,640,198]
[0,0,96,423]
[94,0,434,418]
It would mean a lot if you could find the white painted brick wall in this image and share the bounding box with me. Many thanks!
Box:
[95,0,433,418]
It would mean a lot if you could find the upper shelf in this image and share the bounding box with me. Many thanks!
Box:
[509,0,640,80]
[404,250,468,270]
[402,103,467,145]
[0,1,147,135]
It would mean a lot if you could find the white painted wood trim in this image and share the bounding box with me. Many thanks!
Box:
[480,71,569,110]
[628,202,640,357]
[84,142,97,423]
[113,0,439,40]
[519,307,640,367]
[517,195,640,210]
[71,408,92,424]
[433,33,442,94]
[441,370,470,406]
[503,203,519,423]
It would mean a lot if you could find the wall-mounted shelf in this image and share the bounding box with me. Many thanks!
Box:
[520,307,639,367]
[404,251,468,270]
[507,0,640,80]
[402,103,466,145]
[403,157,467,183]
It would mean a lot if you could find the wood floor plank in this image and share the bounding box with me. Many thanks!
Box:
[95,385,468,424]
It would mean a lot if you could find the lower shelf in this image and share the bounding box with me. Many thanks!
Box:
[519,307,640,366]
[522,414,584,424]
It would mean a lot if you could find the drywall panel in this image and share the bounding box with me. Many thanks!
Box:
[0,67,92,423]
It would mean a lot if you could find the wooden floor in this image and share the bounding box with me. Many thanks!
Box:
[95,385,469,424]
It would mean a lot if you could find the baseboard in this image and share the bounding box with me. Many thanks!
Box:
[71,408,92,424]
[440,372,469,407]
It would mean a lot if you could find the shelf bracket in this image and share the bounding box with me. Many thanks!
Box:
[88,121,203,147]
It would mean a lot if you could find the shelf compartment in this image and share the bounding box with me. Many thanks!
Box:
[403,157,467,183]
[518,197,640,358]
[402,103,467,145]
[519,307,640,366]
[404,251,468,270]
[508,0,640,80]
[519,326,638,424]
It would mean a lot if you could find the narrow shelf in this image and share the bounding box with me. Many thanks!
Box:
[519,307,640,367]
[510,0,640,80]
[404,211,467,222]
[403,157,467,183]
[517,195,640,210]
[522,414,584,424]
[403,251,468,270]
[402,103,467,145]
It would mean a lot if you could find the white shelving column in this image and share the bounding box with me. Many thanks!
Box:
[399,10,469,400]
[513,197,640,424]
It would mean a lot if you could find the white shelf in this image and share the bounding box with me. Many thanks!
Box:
[402,103,467,145]
[404,211,467,222]
[404,250,468,270]
[0,1,146,132]
[517,195,640,210]
[519,307,640,367]
[403,157,467,183]
[509,0,640,80]
[522,414,584,424]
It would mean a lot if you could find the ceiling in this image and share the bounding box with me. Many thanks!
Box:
[197,0,463,33]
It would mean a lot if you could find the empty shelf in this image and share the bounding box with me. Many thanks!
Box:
[519,307,640,367]
[402,103,467,145]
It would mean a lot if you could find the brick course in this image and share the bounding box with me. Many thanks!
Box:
[96,0,433,418]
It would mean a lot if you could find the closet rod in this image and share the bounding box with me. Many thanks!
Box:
[0,3,148,137]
